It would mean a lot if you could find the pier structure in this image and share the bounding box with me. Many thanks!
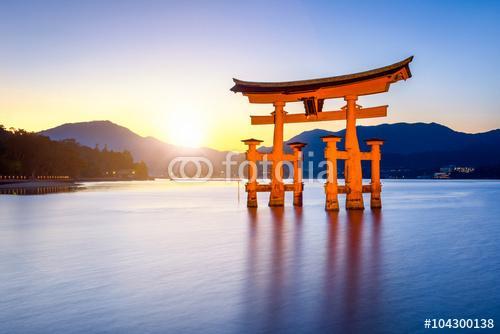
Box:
[232,57,413,209]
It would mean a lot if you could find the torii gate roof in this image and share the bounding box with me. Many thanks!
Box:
[231,56,413,103]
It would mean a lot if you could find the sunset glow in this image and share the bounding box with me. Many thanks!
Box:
[0,1,499,151]
[166,111,206,148]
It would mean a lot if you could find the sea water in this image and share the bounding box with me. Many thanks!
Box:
[1,180,499,333]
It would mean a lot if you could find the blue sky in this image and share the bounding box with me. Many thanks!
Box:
[0,0,499,149]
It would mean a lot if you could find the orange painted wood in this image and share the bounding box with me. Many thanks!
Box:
[250,105,387,125]
[253,183,295,192]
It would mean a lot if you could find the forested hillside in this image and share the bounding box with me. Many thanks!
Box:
[0,126,148,179]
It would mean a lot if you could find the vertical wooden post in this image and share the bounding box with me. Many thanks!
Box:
[322,135,342,211]
[242,138,263,207]
[287,142,306,207]
[365,139,384,209]
[344,95,364,210]
[269,101,286,207]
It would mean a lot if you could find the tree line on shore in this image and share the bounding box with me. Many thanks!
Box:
[0,125,148,179]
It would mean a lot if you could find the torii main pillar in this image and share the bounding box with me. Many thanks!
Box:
[269,101,286,206]
[344,95,364,209]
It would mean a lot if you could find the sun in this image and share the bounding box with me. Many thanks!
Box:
[166,113,205,148]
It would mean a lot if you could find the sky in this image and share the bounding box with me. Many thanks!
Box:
[1,0,499,151]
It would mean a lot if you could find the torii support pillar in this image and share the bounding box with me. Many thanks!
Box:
[269,101,286,207]
[365,138,384,209]
[344,95,364,210]
[242,138,263,208]
[287,142,306,207]
[322,135,342,211]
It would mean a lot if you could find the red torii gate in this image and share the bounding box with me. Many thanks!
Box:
[231,57,413,210]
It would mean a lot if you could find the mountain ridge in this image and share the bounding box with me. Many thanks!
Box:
[39,120,500,177]
[39,120,236,176]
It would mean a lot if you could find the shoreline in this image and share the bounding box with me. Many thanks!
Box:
[1,177,499,190]
[0,180,79,189]
[0,177,152,189]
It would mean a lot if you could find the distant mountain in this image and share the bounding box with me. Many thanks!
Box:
[40,120,146,152]
[274,122,500,177]
[286,122,500,154]
[40,120,500,178]
[40,121,243,176]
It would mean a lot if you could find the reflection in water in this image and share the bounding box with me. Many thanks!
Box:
[267,208,285,332]
[321,211,340,331]
[345,211,364,331]
[343,211,365,332]
[243,208,384,333]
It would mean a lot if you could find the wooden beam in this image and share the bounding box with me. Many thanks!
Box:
[251,115,275,125]
[254,183,372,193]
[255,183,295,192]
[337,151,349,160]
[250,105,388,125]
[360,152,373,160]
[337,184,372,194]
[253,153,295,162]
[245,76,393,103]
[324,151,373,160]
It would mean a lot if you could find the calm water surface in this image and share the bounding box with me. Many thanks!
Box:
[1,180,499,333]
